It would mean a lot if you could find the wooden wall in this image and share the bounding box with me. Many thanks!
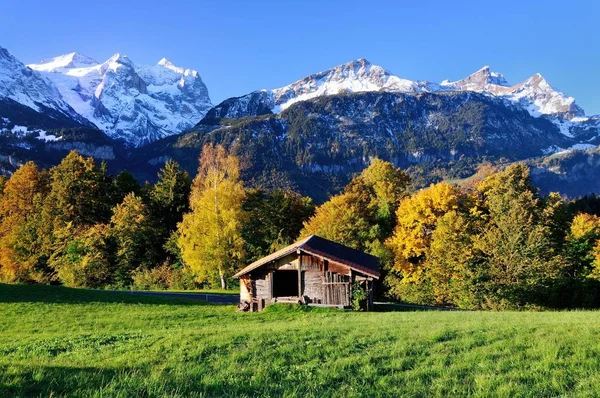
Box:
[241,252,358,309]
[322,271,350,306]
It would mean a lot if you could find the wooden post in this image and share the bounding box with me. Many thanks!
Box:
[268,271,273,301]
[298,252,302,299]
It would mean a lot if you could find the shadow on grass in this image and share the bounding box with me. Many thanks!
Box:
[0,365,122,397]
[0,364,281,397]
[374,302,463,312]
[0,283,209,306]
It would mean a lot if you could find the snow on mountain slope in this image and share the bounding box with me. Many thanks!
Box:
[271,58,431,112]
[0,46,89,125]
[206,59,584,126]
[29,53,212,146]
[440,66,583,119]
[440,65,510,92]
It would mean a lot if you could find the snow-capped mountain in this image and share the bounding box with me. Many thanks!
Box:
[0,46,91,129]
[203,59,585,124]
[271,58,433,112]
[29,52,212,146]
[439,66,584,119]
[205,59,433,119]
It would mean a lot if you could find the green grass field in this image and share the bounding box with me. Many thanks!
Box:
[2,284,600,397]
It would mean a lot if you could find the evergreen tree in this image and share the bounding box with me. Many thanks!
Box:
[149,160,191,232]
[242,188,314,262]
[112,170,142,206]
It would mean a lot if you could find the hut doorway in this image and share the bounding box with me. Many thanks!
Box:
[273,270,299,297]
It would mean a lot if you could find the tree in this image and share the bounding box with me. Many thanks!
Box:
[50,223,116,288]
[387,182,466,279]
[178,144,246,288]
[427,211,480,307]
[112,170,142,206]
[302,159,410,252]
[110,193,158,285]
[149,160,191,265]
[472,164,566,308]
[0,162,50,282]
[565,213,600,279]
[242,188,314,262]
[46,151,112,228]
[149,160,191,233]
[301,192,372,250]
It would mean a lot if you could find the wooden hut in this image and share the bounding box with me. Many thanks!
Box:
[233,235,380,311]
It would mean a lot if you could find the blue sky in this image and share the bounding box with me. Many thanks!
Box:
[3,0,599,114]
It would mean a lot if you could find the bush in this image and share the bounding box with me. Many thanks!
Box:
[131,263,199,291]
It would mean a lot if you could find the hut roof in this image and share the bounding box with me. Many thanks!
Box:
[233,235,380,279]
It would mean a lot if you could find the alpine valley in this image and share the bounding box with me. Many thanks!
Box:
[2,45,600,201]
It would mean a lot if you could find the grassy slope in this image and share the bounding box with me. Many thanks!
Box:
[1,284,600,397]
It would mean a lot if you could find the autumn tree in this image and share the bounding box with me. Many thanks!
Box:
[563,213,600,279]
[178,145,246,288]
[302,159,410,253]
[46,151,112,229]
[426,210,481,307]
[387,182,466,279]
[0,162,50,282]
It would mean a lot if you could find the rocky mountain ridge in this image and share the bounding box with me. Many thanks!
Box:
[28,51,212,146]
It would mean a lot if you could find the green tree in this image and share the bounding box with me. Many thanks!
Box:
[149,160,191,233]
[110,193,158,286]
[50,223,116,288]
[242,188,314,262]
[112,170,142,206]
[473,164,566,308]
[149,160,191,265]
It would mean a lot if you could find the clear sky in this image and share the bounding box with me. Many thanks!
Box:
[3,0,599,114]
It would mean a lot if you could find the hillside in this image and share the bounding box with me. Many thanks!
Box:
[134,90,577,201]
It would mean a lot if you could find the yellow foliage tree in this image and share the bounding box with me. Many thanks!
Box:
[178,145,246,288]
[566,213,600,279]
[301,192,372,250]
[386,182,464,281]
[427,211,479,306]
[301,159,410,252]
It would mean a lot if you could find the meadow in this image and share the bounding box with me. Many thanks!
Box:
[2,284,600,397]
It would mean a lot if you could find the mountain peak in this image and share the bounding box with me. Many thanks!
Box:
[157,58,185,74]
[349,57,371,66]
[157,57,173,67]
[30,52,98,72]
[441,65,509,91]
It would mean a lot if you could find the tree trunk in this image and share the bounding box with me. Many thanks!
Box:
[219,268,227,290]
